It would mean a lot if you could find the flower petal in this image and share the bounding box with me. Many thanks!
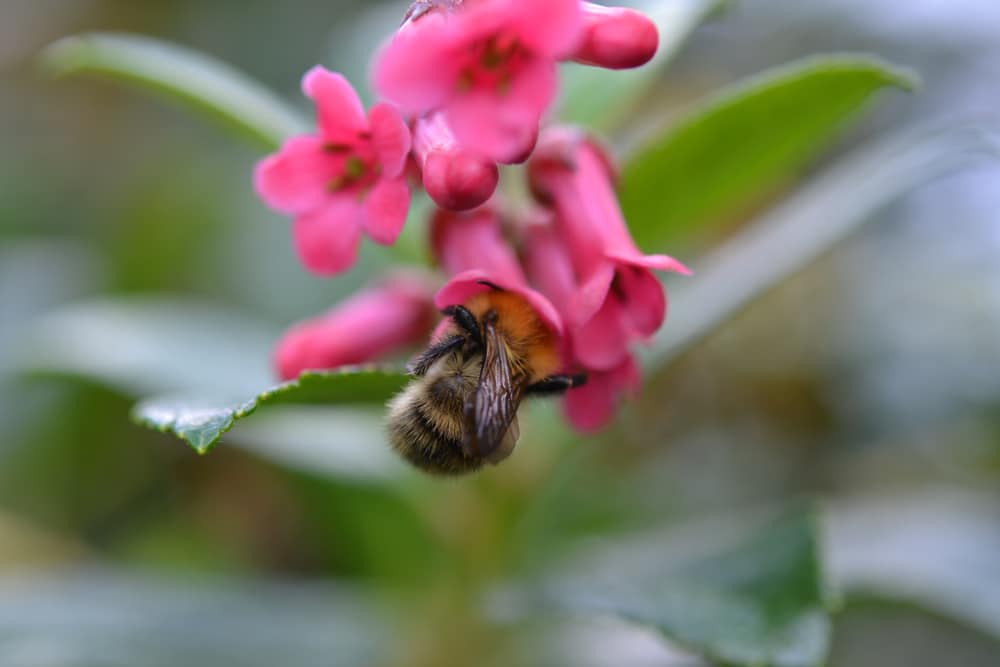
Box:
[436,270,564,337]
[273,322,317,380]
[513,0,584,57]
[443,56,555,164]
[274,274,436,380]
[253,135,335,215]
[571,262,616,326]
[563,356,641,433]
[369,103,411,178]
[538,137,633,271]
[458,0,521,41]
[302,67,367,143]
[503,56,557,120]
[607,250,693,276]
[363,177,410,245]
[522,221,577,308]
[517,286,566,339]
[501,123,540,166]
[372,15,459,114]
[573,295,631,371]
[445,91,538,164]
[431,208,528,285]
[435,270,494,310]
[292,201,364,275]
[615,265,666,340]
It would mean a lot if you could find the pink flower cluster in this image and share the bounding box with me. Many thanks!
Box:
[257,0,687,432]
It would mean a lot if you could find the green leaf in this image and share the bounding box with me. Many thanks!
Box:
[642,123,998,372]
[0,570,386,667]
[133,367,409,454]
[233,407,407,482]
[16,297,411,473]
[538,508,832,667]
[16,297,279,397]
[0,240,102,375]
[621,55,919,254]
[40,32,309,150]
[827,490,1000,642]
[558,0,728,130]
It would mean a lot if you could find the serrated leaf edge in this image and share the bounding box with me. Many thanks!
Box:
[131,365,408,454]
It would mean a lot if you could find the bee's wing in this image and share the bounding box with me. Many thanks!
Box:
[463,318,525,461]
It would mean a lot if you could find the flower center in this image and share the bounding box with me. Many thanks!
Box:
[457,32,530,96]
[325,136,380,197]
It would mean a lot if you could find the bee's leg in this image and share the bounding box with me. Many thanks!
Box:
[407,335,465,376]
[526,374,588,396]
[441,305,483,346]
[476,279,504,292]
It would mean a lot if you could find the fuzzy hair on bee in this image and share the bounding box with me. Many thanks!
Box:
[387,285,585,475]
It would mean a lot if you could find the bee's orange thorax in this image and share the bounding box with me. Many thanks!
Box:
[464,290,561,382]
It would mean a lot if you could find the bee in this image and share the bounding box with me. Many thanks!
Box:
[387,282,586,475]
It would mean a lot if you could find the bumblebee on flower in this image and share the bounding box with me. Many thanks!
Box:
[257,0,685,474]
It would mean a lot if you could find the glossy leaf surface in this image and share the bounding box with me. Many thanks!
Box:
[41,33,308,149]
[621,55,918,254]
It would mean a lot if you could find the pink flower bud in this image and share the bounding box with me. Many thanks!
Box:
[413,113,499,211]
[255,67,412,276]
[431,207,564,337]
[572,3,659,70]
[274,274,437,380]
[374,0,582,164]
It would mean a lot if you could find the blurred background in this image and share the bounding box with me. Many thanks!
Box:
[1,1,999,666]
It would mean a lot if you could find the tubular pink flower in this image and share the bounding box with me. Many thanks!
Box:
[523,217,625,369]
[520,214,578,314]
[528,127,689,369]
[274,273,437,381]
[522,218,644,432]
[373,0,582,164]
[413,112,499,211]
[431,207,563,337]
[572,3,659,70]
[254,67,412,276]
[563,355,641,433]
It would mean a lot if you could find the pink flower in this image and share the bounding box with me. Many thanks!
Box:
[274,273,437,381]
[563,356,641,432]
[373,0,582,164]
[528,128,689,370]
[255,67,412,276]
[431,207,563,337]
[521,216,639,432]
[573,3,659,70]
[413,112,499,211]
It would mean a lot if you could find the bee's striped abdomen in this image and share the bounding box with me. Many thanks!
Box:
[386,375,483,475]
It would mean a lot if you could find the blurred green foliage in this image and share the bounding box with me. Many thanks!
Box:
[2,1,1000,666]
[620,55,917,255]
